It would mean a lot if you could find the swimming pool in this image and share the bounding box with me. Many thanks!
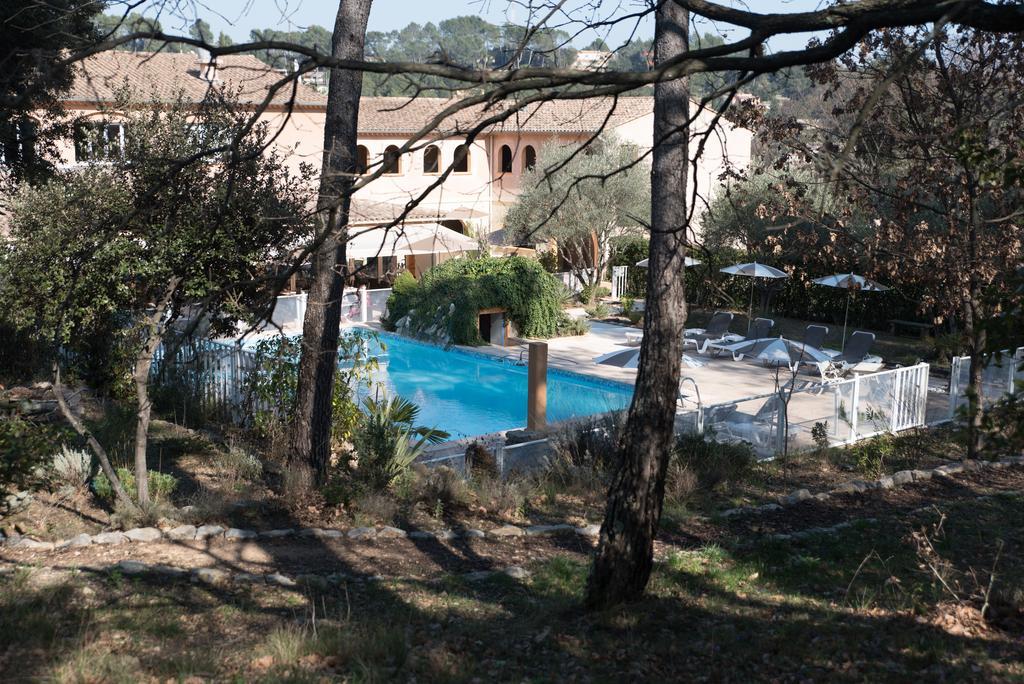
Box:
[349,331,633,439]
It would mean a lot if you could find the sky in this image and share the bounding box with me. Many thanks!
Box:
[129,0,829,53]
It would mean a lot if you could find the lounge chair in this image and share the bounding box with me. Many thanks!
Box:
[706,395,781,453]
[706,317,773,357]
[683,312,737,354]
[803,324,828,351]
[818,331,877,381]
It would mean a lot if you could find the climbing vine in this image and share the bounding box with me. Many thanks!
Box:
[384,256,570,345]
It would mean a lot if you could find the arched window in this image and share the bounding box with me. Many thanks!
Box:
[382,145,402,175]
[423,145,440,174]
[453,144,470,173]
[499,144,513,173]
[523,144,536,171]
[355,145,368,174]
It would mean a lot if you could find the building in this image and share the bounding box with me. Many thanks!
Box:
[24,50,753,281]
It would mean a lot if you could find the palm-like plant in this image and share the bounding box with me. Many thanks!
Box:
[353,394,448,490]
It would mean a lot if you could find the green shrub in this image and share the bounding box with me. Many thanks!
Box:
[383,256,570,345]
[847,434,898,478]
[578,284,611,304]
[0,416,68,492]
[245,334,376,451]
[93,467,178,503]
[546,414,624,486]
[673,433,755,491]
[585,302,611,319]
[621,296,635,315]
[349,395,447,493]
[557,316,590,337]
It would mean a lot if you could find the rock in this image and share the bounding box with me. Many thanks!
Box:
[192,568,231,586]
[892,470,915,486]
[783,489,812,505]
[92,531,128,546]
[991,460,1007,468]
[935,464,963,476]
[502,565,530,580]
[961,459,982,471]
[266,573,296,587]
[911,469,933,481]
[116,560,150,575]
[877,476,895,490]
[487,525,524,538]
[409,529,456,541]
[575,524,601,538]
[464,570,493,582]
[234,573,265,584]
[194,525,225,540]
[718,508,744,518]
[830,482,860,495]
[347,527,378,540]
[461,529,485,539]
[377,526,407,539]
[224,528,258,541]
[124,527,162,543]
[296,574,329,590]
[167,525,197,541]
[15,538,55,551]
[258,528,295,539]
[759,503,783,513]
[61,533,93,548]
[813,493,831,502]
[524,524,573,536]
[151,564,188,578]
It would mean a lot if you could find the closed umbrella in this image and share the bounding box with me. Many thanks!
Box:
[720,262,789,335]
[635,257,701,268]
[812,273,889,351]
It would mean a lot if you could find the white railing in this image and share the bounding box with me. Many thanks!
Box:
[267,288,392,329]
[611,266,628,300]
[698,363,932,459]
[947,347,1023,419]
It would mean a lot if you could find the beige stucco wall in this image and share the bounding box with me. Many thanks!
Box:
[40,98,753,246]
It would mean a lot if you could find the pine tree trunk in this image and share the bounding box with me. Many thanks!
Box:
[584,3,690,610]
[290,0,372,483]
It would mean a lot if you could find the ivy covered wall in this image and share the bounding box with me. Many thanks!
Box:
[383,256,569,346]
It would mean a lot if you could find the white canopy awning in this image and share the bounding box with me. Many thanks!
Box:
[346,223,479,260]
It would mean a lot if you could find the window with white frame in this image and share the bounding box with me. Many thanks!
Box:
[73,121,126,162]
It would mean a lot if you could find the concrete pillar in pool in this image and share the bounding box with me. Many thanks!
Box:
[527,341,548,430]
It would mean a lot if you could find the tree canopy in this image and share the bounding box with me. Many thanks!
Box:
[505,138,650,300]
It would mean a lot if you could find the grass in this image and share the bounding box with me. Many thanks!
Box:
[3,492,1021,681]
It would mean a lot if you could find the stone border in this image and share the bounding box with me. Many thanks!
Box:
[4,458,1021,552]
[1,519,601,553]
[716,456,1024,520]
[0,558,533,588]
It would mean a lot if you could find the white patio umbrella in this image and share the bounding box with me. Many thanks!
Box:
[722,336,833,369]
[635,257,701,268]
[720,262,789,334]
[594,348,706,369]
[812,273,890,351]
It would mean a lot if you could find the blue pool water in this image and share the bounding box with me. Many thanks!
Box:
[349,331,633,440]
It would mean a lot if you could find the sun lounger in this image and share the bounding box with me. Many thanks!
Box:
[706,395,781,453]
[818,331,878,381]
[705,317,774,357]
[683,312,737,354]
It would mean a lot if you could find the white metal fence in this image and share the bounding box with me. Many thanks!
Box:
[268,288,392,329]
[696,363,932,458]
[611,266,628,299]
[947,347,1023,417]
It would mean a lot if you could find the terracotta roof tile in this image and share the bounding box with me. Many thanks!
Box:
[65,50,327,108]
[356,95,652,135]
